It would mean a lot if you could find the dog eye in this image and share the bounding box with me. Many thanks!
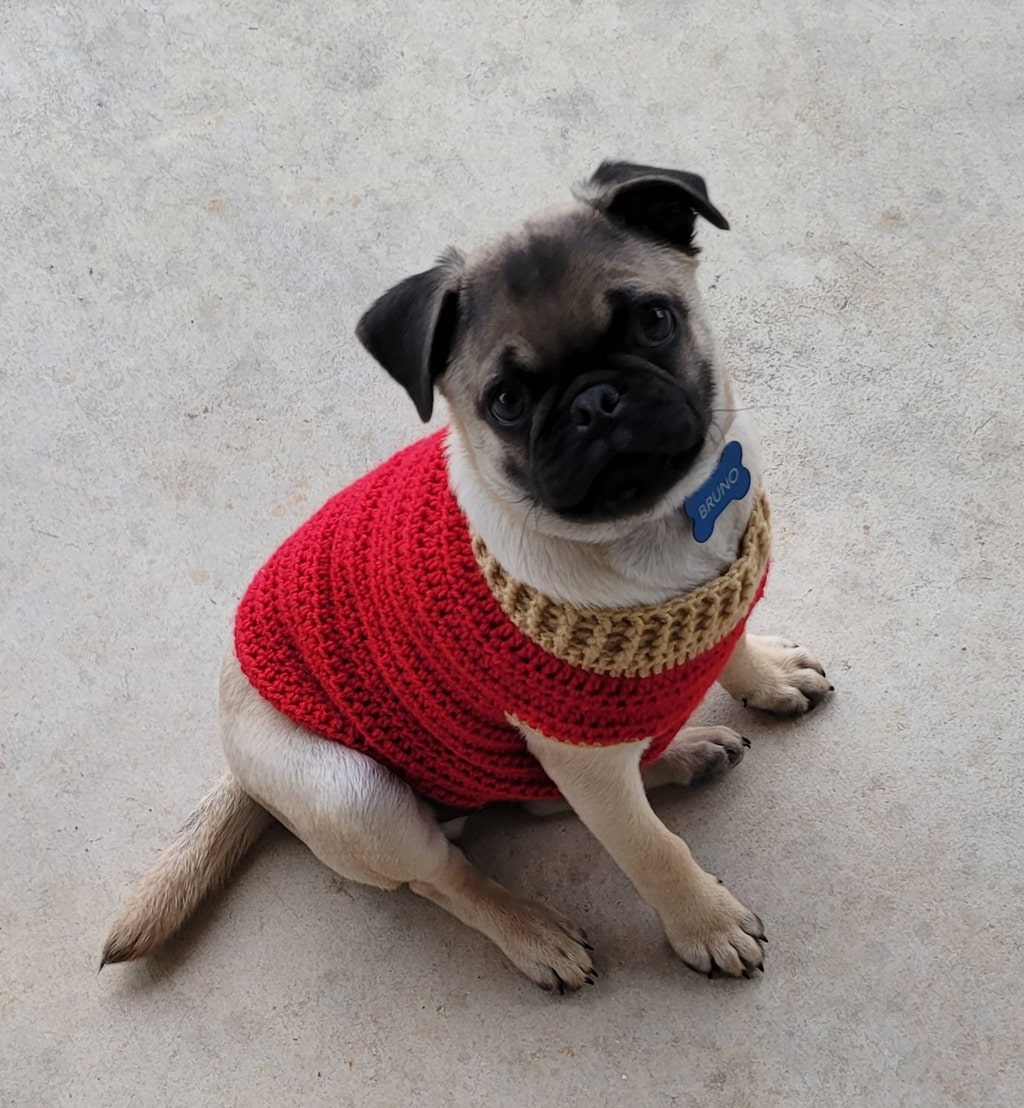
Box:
[488,384,527,425]
[634,302,676,347]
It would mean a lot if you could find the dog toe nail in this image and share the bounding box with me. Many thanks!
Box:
[741,736,751,748]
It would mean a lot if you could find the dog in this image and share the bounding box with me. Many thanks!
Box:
[102,162,831,991]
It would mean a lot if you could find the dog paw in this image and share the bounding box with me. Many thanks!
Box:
[499,899,597,993]
[651,726,749,787]
[722,634,832,715]
[662,875,766,978]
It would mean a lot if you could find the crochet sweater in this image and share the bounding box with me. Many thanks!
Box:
[235,431,771,810]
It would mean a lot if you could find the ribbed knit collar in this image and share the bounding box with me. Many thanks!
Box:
[471,490,771,678]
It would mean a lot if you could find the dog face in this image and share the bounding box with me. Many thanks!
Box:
[357,162,731,533]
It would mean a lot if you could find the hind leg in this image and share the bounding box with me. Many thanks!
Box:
[220,651,594,991]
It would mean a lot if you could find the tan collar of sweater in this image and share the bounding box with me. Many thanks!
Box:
[471,489,772,679]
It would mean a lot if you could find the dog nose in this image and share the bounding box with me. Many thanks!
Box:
[570,384,622,429]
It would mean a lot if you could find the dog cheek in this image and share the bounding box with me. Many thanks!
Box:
[693,357,716,414]
[502,453,532,493]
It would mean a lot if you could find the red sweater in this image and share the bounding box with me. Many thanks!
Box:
[235,432,763,810]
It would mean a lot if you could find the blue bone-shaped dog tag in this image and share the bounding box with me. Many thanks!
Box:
[682,441,751,543]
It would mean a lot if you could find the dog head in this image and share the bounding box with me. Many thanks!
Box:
[356,161,731,534]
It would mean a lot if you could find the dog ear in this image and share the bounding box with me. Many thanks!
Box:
[580,160,729,254]
[356,258,462,422]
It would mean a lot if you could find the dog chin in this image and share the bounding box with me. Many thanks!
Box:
[540,439,706,523]
[454,430,718,545]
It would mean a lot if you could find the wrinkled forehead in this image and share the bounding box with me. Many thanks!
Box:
[459,210,690,364]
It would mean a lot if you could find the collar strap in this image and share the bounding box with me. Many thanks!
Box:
[471,488,771,678]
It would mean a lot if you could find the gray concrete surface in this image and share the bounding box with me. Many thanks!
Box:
[2,2,1022,1105]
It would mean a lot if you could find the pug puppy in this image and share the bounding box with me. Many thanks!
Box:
[102,162,831,992]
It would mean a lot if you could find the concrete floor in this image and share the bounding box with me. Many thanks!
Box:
[2,2,1022,1105]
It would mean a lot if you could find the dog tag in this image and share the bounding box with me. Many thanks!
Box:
[682,441,751,543]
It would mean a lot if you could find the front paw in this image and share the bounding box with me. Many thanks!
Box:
[662,875,766,978]
[725,634,833,715]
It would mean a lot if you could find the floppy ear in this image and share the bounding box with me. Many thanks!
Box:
[580,160,729,254]
[355,259,462,422]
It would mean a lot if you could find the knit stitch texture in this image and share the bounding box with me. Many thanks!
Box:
[473,490,770,679]
[235,431,769,810]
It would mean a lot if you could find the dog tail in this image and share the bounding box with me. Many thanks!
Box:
[100,772,272,966]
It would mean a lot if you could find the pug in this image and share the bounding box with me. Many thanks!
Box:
[102,162,831,992]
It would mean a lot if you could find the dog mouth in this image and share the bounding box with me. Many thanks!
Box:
[539,437,706,520]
